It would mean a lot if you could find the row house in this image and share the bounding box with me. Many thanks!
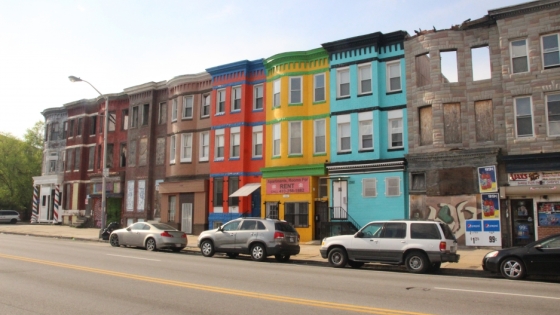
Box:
[206,60,266,229]
[322,31,410,237]
[261,48,331,242]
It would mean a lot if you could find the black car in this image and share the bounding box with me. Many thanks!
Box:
[482,233,560,280]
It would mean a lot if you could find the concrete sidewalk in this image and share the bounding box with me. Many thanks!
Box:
[0,223,490,272]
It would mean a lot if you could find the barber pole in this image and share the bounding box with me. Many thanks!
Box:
[53,185,60,224]
[31,186,39,223]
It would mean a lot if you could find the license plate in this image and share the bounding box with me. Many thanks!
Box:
[176,244,182,247]
[289,237,294,243]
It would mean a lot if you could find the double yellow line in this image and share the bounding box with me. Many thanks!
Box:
[0,253,430,315]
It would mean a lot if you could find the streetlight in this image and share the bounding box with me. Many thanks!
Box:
[69,76,108,238]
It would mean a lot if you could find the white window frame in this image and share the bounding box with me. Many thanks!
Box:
[182,95,193,119]
[362,178,377,197]
[546,93,560,136]
[273,79,281,107]
[231,86,241,112]
[171,99,178,122]
[358,63,372,95]
[252,125,263,158]
[169,135,176,164]
[514,96,534,138]
[313,119,326,154]
[288,121,302,155]
[230,126,240,159]
[386,61,401,92]
[253,84,263,110]
[511,39,529,74]
[214,129,225,160]
[313,73,325,102]
[337,115,351,152]
[385,177,401,196]
[180,133,192,162]
[272,123,281,157]
[289,76,302,104]
[200,131,209,161]
[388,110,403,149]
[358,112,373,150]
[542,33,560,69]
[216,89,226,114]
[201,94,210,117]
[337,67,350,98]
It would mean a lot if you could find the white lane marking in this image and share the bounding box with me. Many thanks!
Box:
[435,287,560,300]
[106,254,160,262]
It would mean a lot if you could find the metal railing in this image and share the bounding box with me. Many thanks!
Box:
[329,207,361,231]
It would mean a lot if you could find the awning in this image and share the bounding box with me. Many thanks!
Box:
[229,183,261,197]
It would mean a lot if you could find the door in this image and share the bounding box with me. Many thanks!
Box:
[234,219,260,251]
[511,199,535,246]
[314,201,328,240]
[377,222,407,262]
[265,202,279,219]
[39,186,51,222]
[332,180,348,218]
[348,222,383,260]
[250,188,261,217]
[181,203,193,234]
[213,220,240,250]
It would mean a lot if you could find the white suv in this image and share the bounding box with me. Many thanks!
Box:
[320,220,459,273]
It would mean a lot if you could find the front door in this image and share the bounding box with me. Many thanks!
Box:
[332,180,348,217]
[251,188,261,217]
[181,203,193,234]
[234,219,260,251]
[265,202,279,219]
[314,201,328,240]
[39,186,51,222]
[511,199,535,247]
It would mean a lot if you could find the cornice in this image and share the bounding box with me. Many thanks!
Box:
[322,30,408,54]
[123,80,167,95]
[264,48,328,70]
[166,72,211,88]
[206,59,264,76]
[488,0,560,20]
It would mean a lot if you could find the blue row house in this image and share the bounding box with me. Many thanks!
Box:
[321,31,409,234]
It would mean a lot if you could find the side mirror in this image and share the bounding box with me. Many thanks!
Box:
[218,226,223,232]
[126,227,131,231]
[355,231,364,238]
[534,244,543,250]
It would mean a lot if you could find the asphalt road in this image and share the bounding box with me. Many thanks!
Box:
[1,234,559,315]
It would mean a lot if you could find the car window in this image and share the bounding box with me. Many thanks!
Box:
[540,235,560,249]
[222,221,241,231]
[240,220,257,230]
[360,223,383,238]
[275,222,296,232]
[256,221,266,230]
[439,223,456,240]
[143,225,152,230]
[151,223,177,230]
[131,223,146,231]
[410,223,442,239]
[381,223,406,238]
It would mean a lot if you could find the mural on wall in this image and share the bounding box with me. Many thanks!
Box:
[410,195,480,245]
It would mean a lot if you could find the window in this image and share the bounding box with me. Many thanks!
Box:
[63,121,68,139]
[253,84,263,110]
[169,135,176,164]
[543,33,560,68]
[200,131,209,161]
[106,144,114,168]
[158,102,167,124]
[273,79,281,107]
[216,89,225,114]
[337,68,350,98]
[142,104,149,125]
[314,73,325,102]
[119,143,127,167]
[97,146,101,169]
[475,100,494,142]
[284,202,308,227]
[419,106,433,146]
[215,129,224,160]
[386,177,401,196]
[411,223,441,239]
[77,118,83,136]
[511,39,528,73]
[440,51,458,83]
[182,96,193,119]
[171,99,178,122]
[108,112,116,132]
[337,115,351,152]
[131,106,139,128]
[416,53,431,87]
[358,64,372,94]
[90,116,97,135]
[231,86,241,111]
[472,46,491,81]
[547,94,560,136]
[228,176,239,207]
[443,103,461,144]
[169,196,176,222]
[289,77,302,104]
[68,120,74,137]
[272,123,281,157]
[288,121,302,155]
[314,119,326,154]
[88,147,94,171]
[230,127,240,158]
[387,61,401,92]
[388,110,403,148]
[202,94,210,117]
[362,178,377,197]
[515,96,533,137]
[213,178,223,208]
[49,160,56,173]
[318,178,328,198]
[180,133,192,162]
[74,148,80,171]
[358,112,373,150]
[380,223,406,239]
[252,125,263,158]
[411,173,426,191]
[66,149,73,171]
[122,109,129,130]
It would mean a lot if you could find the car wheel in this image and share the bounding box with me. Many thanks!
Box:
[348,260,364,269]
[500,257,526,280]
[171,248,183,253]
[109,234,120,247]
[200,240,215,257]
[250,244,267,262]
[10,219,17,224]
[405,251,429,273]
[145,238,157,251]
[226,252,239,259]
[274,254,291,262]
[328,248,348,268]
[430,262,441,272]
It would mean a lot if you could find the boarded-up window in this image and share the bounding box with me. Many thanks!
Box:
[443,103,461,144]
[139,138,148,166]
[475,100,494,142]
[419,106,433,146]
[156,137,166,165]
[128,140,136,167]
[416,53,431,87]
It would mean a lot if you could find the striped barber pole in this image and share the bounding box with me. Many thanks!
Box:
[31,186,39,223]
[53,185,60,223]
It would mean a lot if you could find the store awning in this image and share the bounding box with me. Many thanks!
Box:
[229,183,261,197]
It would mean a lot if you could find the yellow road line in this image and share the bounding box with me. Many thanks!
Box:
[0,253,431,315]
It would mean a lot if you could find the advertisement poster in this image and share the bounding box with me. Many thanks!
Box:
[481,193,500,219]
[537,202,560,226]
[478,165,498,193]
[266,177,310,194]
[466,220,502,246]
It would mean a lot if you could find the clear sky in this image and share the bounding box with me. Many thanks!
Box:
[0,0,524,139]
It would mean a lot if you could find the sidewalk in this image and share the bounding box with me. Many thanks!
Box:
[0,223,490,272]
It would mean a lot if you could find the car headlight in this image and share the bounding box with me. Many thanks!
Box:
[485,251,499,258]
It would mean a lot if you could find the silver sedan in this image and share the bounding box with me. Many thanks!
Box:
[109,222,187,252]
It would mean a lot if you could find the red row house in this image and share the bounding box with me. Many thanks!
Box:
[205,60,266,228]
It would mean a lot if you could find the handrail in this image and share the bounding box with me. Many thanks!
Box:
[329,207,361,231]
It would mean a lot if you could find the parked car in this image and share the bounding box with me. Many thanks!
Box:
[0,210,21,224]
[482,233,560,280]
[320,220,460,273]
[197,217,300,262]
[109,222,187,252]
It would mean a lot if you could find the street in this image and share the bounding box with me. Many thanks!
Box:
[1,234,559,315]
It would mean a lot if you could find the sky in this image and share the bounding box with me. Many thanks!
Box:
[0,0,525,139]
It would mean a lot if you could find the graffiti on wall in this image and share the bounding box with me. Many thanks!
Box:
[410,195,481,245]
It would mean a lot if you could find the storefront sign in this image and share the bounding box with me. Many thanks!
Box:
[508,171,560,186]
[266,177,310,194]
[466,220,502,246]
[481,193,500,219]
[478,166,497,193]
[537,202,560,226]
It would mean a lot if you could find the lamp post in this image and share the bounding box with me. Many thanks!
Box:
[69,76,108,238]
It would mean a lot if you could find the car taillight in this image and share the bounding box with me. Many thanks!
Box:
[439,241,447,252]
[181,233,187,238]
[161,231,173,238]
[274,231,285,239]
[297,233,300,242]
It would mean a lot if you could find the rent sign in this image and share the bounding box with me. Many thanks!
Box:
[266,177,310,194]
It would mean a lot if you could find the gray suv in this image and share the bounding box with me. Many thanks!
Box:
[197,217,300,262]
